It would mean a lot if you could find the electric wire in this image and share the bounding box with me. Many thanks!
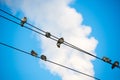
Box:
[0,8,102,60]
[0,9,120,69]
[0,42,30,55]
[47,60,100,80]
[0,42,100,80]
[0,8,46,33]
[0,14,58,42]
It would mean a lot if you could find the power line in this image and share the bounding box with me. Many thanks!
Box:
[0,8,101,60]
[0,9,46,33]
[0,15,45,36]
[0,9,120,69]
[0,42,100,80]
[46,60,100,80]
[0,14,57,42]
[0,42,30,55]
[0,12,102,60]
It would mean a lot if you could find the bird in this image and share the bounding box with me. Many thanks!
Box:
[111,61,119,69]
[45,32,51,38]
[31,50,38,57]
[102,57,111,63]
[20,17,27,27]
[57,37,64,48]
[41,55,47,61]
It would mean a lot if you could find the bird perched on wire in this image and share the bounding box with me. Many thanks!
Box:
[57,37,64,48]
[45,32,51,38]
[102,57,111,63]
[31,50,38,57]
[111,61,119,69]
[20,17,27,27]
[41,55,47,61]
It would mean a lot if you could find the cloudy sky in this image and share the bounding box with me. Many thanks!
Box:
[0,0,120,80]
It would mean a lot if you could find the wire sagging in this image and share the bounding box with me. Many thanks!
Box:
[0,42,100,80]
[0,8,120,69]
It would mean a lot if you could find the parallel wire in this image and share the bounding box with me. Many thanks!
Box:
[47,60,100,80]
[0,15,45,36]
[0,8,102,60]
[0,14,59,43]
[0,42,100,80]
[0,9,46,33]
[0,42,30,55]
[0,9,120,69]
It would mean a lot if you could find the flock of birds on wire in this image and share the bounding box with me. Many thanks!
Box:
[0,8,120,80]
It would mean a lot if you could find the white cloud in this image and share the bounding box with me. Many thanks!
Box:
[4,0,98,80]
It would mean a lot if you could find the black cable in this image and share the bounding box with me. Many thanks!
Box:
[0,9,101,60]
[0,8,46,33]
[0,14,45,37]
[26,22,46,33]
[0,9,120,69]
[0,42,30,55]
[0,14,20,26]
[63,42,102,60]
[0,8,21,21]
[0,14,59,43]
[0,42,101,80]
[0,8,101,60]
[47,60,101,80]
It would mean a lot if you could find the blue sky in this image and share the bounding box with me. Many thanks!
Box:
[72,0,120,80]
[0,0,120,80]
